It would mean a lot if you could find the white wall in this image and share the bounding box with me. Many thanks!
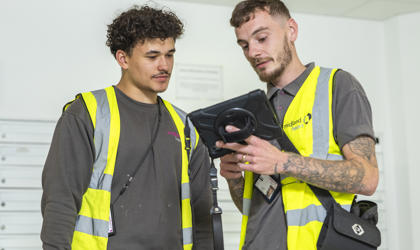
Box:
[384,12,420,250]
[0,0,418,249]
[0,0,386,120]
[398,13,420,250]
[0,0,260,121]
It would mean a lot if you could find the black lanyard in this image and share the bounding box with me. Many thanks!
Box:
[111,97,162,206]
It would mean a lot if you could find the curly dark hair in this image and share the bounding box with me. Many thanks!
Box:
[230,0,291,28]
[106,5,184,57]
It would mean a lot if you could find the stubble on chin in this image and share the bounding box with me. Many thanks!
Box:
[256,66,286,83]
[254,36,293,83]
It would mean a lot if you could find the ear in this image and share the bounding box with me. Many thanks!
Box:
[115,50,129,70]
[287,18,298,43]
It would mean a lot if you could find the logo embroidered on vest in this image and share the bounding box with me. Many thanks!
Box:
[283,113,312,131]
[303,113,312,124]
[168,131,181,142]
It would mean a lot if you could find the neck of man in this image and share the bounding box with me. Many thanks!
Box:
[116,76,158,104]
[271,55,306,89]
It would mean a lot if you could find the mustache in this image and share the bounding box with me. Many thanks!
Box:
[251,57,272,67]
[152,71,171,78]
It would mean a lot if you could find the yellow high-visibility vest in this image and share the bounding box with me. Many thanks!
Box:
[65,86,199,250]
[239,67,354,250]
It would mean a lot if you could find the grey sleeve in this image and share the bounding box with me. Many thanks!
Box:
[332,70,375,149]
[189,138,214,250]
[40,99,94,249]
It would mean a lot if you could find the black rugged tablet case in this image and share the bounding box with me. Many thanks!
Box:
[188,89,282,158]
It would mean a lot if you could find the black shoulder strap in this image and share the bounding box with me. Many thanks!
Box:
[276,130,301,153]
[209,158,224,250]
[276,131,336,211]
[184,118,192,159]
[308,185,336,211]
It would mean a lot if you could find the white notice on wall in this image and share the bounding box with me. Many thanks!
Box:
[175,64,223,100]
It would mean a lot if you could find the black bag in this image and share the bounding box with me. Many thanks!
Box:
[310,186,381,250]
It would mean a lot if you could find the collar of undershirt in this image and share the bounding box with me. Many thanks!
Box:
[266,62,315,100]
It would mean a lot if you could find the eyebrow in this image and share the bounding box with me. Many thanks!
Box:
[146,48,176,55]
[252,26,269,36]
[237,26,269,44]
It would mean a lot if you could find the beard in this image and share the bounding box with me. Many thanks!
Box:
[253,36,292,83]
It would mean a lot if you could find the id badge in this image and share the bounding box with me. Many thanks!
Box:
[254,174,281,203]
[108,205,116,237]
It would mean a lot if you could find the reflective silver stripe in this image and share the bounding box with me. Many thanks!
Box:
[287,204,326,226]
[311,67,332,160]
[168,102,194,248]
[88,89,112,192]
[93,173,113,191]
[74,214,109,238]
[327,154,343,161]
[242,198,251,216]
[74,89,114,241]
[343,204,351,211]
[172,104,197,160]
[187,117,197,152]
[286,204,351,226]
[181,183,191,200]
[183,227,193,245]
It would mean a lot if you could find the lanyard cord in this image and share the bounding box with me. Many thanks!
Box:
[111,97,162,206]
[209,158,225,250]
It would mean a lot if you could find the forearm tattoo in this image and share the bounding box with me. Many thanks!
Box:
[283,136,377,194]
[227,177,245,212]
[347,137,377,166]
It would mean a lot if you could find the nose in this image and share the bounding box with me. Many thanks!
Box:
[248,43,262,59]
[157,56,169,72]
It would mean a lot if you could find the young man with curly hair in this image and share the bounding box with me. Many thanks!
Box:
[217,0,378,249]
[41,5,213,250]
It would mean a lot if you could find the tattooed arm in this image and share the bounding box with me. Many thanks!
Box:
[282,136,378,195]
[227,178,244,212]
[216,126,379,196]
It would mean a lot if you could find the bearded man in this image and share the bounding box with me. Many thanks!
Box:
[217,1,379,250]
